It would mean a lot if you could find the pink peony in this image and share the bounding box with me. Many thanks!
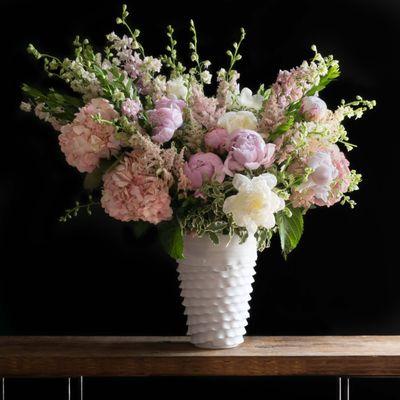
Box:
[204,128,230,153]
[59,98,119,173]
[101,150,173,224]
[147,97,185,143]
[184,152,225,189]
[290,142,351,208]
[155,97,186,111]
[121,98,142,119]
[300,96,328,122]
[224,129,276,176]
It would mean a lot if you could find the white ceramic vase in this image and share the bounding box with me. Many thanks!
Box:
[178,234,258,349]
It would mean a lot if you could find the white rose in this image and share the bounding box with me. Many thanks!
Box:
[238,87,264,111]
[166,77,188,100]
[217,111,258,134]
[223,173,285,234]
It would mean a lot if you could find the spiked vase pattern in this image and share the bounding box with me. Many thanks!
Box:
[178,235,258,349]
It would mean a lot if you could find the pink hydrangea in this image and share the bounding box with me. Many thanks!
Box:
[184,152,225,189]
[147,97,185,143]
[224,129,276,176]
[204,128,230,153]
[290,142,351,208]
[121,98,142,119]
[59,98,119,173]
[101,150,173,223]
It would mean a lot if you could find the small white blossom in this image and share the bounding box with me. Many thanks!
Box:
[20,101,32,112]
[223,173,285,234]
[201,70,212,84]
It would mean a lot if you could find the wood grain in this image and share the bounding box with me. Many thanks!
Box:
[1,336,400,377]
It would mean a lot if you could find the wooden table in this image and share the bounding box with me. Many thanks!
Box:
[1,336,400,399]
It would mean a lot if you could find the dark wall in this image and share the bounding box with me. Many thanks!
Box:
[0,0,398,398]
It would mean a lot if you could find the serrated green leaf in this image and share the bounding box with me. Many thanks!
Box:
[277,206,304,258]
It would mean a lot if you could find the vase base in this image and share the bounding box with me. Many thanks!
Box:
[191,337,244,349]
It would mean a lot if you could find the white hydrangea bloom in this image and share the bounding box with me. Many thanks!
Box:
[217,111,258,134]
[223,173,285,234]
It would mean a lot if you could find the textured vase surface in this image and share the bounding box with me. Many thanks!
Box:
[178,234,258,349]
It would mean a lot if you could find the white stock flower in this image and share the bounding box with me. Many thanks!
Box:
[217,111,258,134]
[166,76,188,99]
[223,173,285,234]
[201,70,212,84]
[20,101,32,112]
[238,87,264,111]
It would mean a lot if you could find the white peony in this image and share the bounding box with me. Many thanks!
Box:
[217,111,258,134]
[166,77,188,100]
[223,173,285,234]
[238,88,264,111]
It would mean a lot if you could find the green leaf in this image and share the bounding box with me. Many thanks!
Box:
[83,159,115,191]
[208,232,219,245]
[131,221,151,238]
[306,64,340,96]
[269,115,295,141]
[158,218,184,260]
[277,206,304,258]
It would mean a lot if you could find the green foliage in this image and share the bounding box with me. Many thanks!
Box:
[158,218,184,259]
[161,25,186,77]
[226,28,246,79]
[116,4,144,56]
[307,63,341,96]
[21,84,82,122]
[131,221,152,238]
[269,100,302,141]
[276,206,304,258]
[83,158,116,191]
[59,195,99,222]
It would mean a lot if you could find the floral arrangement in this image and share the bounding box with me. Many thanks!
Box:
[20,5,375,259]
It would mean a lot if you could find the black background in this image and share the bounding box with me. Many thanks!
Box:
[0,0,399,398]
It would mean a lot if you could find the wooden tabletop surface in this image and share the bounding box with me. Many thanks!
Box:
[1,336,400,377]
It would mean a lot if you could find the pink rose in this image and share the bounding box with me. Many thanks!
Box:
[224,129,276,176]
[204,128,230,153]
[148,98,184,143]
[300,96,328,122]
[121,99,142,119]
[184,152,225,189]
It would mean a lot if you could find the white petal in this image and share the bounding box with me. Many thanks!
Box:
[232,174,251,191]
